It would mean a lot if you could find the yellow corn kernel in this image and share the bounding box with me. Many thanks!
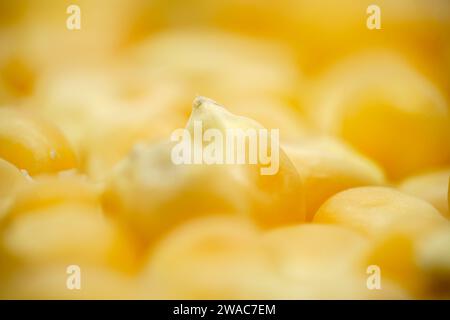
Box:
[365,225,450,298]
[262,224,408,299]
[1,173,138,273]
[0,158,27,219]
[314,186,446,238]
[318,187,448,296]
[3,204,111,263]
[310,52,450,180]
[364,233,428,297]
[416,227,450,298]
[142,216,283,299]
[143,216,407,299]
[262,224,369,281]
[0,108,78,175]
[0,264,140,299]
[185,97,304,227]
[6,174,99,219]
[283,137,385,220]
[103,142,250,240]
[399,168,450,218]
[2,203,137,272]
[103,97,305,240]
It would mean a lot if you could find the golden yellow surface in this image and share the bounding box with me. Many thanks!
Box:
[399,168,450,218]
[0,0,449,299]
[0,108,77,175]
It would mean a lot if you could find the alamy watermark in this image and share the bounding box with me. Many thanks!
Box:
[66,265,81,290]
[170,120,280,175]
[66,5,81,30]
[366,265,382,290]
[366,4,381,30]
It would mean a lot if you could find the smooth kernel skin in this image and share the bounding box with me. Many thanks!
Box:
[3,205,116,265]
[2,203,138,274]
[142,216,282,299]
[314,186,447,238]
[6,174,100,219]
[364,233,428,297]
[144,217,407,299]
[263,224,409,299]
[0,158,27,219]
[283,138,385,220]
[311,52,450,180]
[314,186,448,296]
[365,226,450,298]
[399,169,450,218]
[0,108,77,175]
[262,224,369,281]
[261,224,408,299]
[1,174,138,273]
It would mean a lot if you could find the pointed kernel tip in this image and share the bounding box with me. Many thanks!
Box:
[193,96,217,109]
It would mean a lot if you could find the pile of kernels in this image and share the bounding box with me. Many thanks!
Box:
[0,1,449,299]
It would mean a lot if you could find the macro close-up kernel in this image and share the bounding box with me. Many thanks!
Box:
[0,0,449,302]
